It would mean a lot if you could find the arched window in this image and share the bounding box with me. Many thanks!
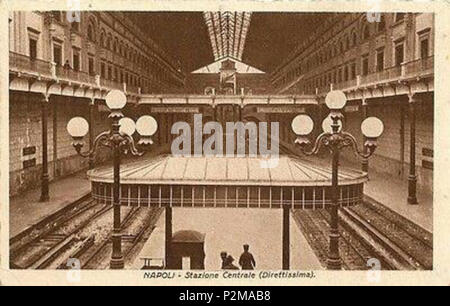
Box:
[106,34,112,50]
[99,31,105,48]
[377,15,386,32]
[114,38,119,53]
[87,24,95,41]
[362,24,370,40]
[352,31,358,46]
[71,19,80,32]
[51,11,63,22]
[395,13,406,23]
[87,18,96,42]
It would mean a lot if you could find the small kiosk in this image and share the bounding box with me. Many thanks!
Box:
[170,230,206,270]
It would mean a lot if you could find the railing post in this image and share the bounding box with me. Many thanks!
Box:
[165,206,173,269]
[401,62,406,77]
[51,62,57,79]
[282,205,290,270]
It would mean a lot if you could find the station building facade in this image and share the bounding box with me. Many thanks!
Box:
[8,11,186,196]
[270,13,434,194]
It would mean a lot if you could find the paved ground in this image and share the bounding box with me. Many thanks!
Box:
[364,170,433,232]
[133,208,323,270]
[9,171,91,238]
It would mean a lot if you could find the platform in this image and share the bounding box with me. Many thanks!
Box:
[9,171,91,238]
[336,157,433,232]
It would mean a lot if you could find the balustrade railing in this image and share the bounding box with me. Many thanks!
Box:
[403,56,434,77]
[9,52,52,76]
[334,79,357,90]
[55,65,92,83]
[359,65,402,86]
[100,78,124,91]
[284,53,434,96]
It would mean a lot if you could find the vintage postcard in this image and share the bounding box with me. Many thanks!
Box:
[0,0,449,287]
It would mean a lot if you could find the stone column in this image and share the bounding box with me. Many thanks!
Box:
[408,94,419,205]
[39,94,50,202]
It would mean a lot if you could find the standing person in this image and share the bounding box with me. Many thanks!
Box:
[223,255,239,270]
[220,251,228,269]
[63,60,71,69]
[239,244,256,270]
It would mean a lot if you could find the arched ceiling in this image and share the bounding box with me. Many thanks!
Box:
[128,12,333,74]
[203,11,252,61]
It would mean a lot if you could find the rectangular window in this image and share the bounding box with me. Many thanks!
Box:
[108,66,112,80]
[351,62,357,79]
[101,62,106,78]
[420,37,429,59]
[395,42,405,66]
[88,57,95,75]
[73,49,80,71]
[362,55,369,76]
[29,38,37,60]
[376,49,385,72]
[53,43,62,66]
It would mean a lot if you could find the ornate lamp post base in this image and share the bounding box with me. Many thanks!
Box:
[326,257,342,270]
[110,257,125,269]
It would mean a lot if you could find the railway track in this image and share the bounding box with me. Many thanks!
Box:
[10,196,113,269]
[293,197,433,270]
[10,193,163,270]
[79,207,163,269]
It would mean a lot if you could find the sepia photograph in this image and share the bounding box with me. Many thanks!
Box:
[2,0,446,288]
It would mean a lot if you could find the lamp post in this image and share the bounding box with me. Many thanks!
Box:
[67,90,158,269]
[291,90,384,270]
